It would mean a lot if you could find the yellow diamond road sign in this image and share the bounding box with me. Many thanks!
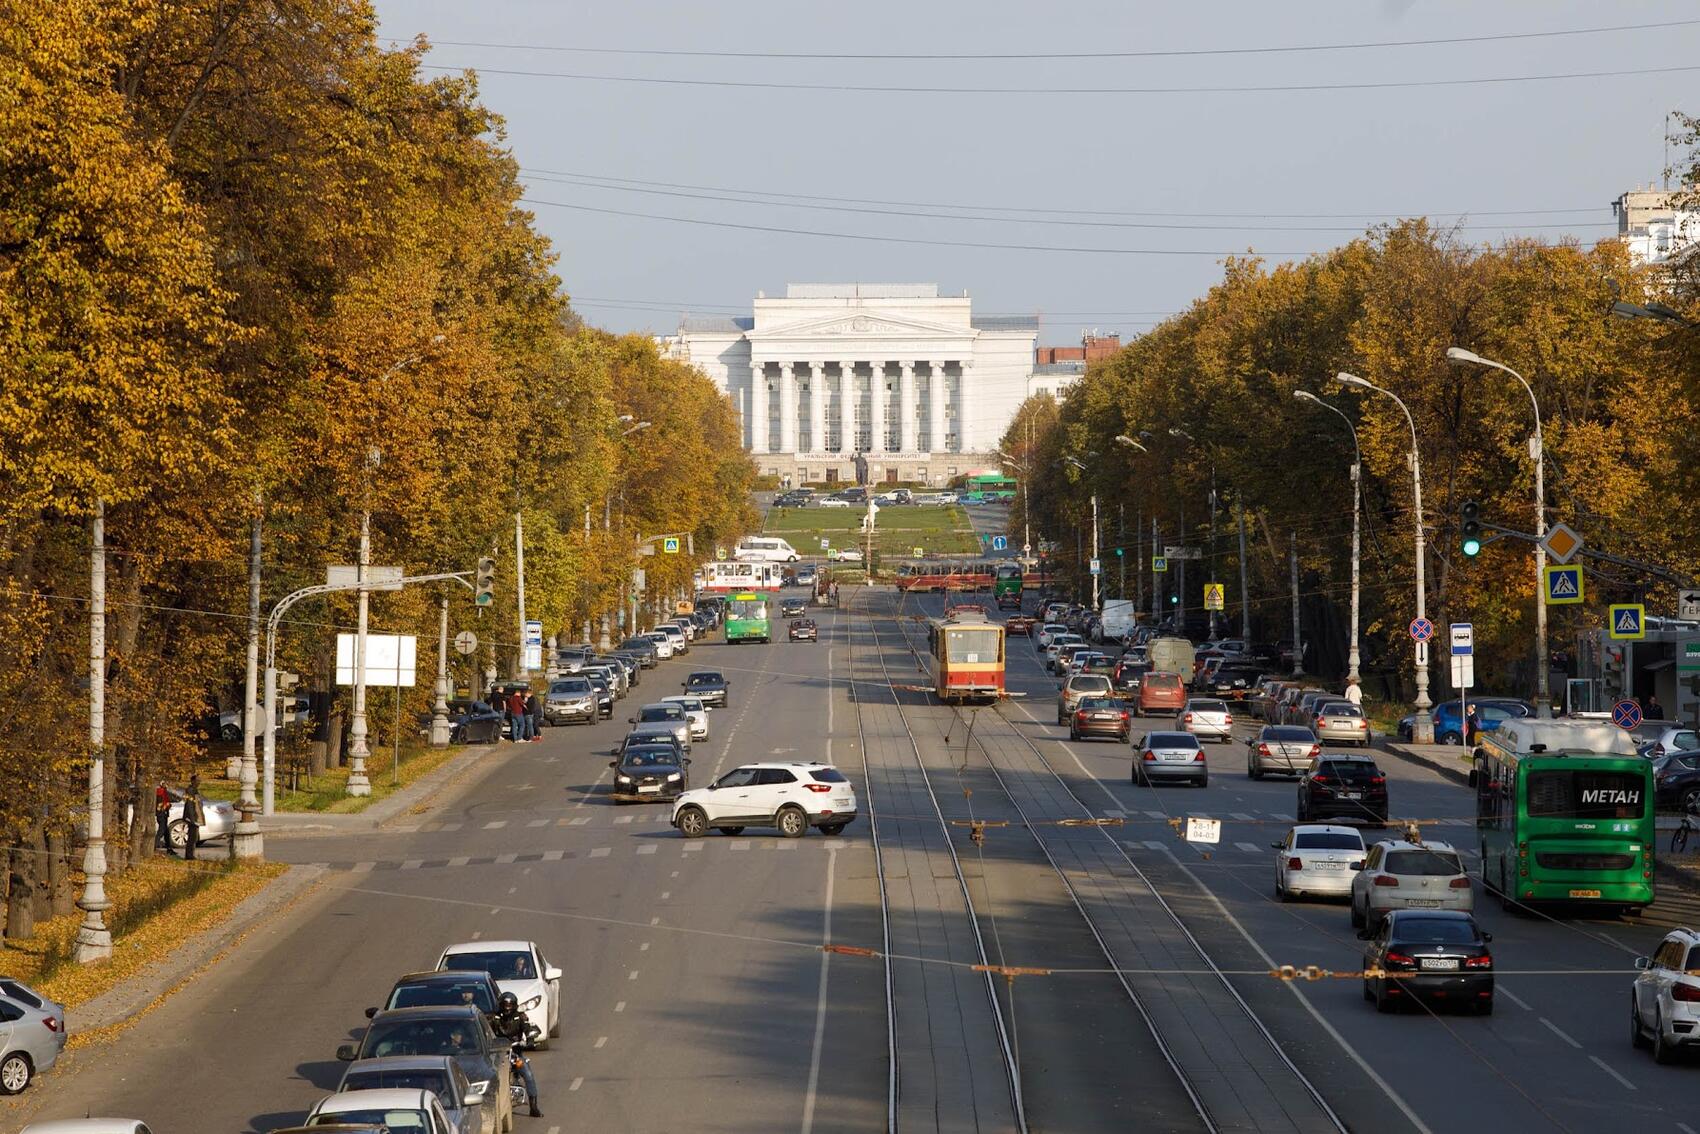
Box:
[1540,522,1583,565]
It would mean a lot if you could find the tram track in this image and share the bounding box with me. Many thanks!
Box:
[868,588,1347,1134]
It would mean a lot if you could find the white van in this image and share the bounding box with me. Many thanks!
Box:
[735,536,800,563]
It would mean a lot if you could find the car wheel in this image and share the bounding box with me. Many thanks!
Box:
[1275,877,1287,901]
[1631,998,1648,1049]
[1069,728,1079,740]
[820,823,847,836]
[716,826,745,836]
[1439,731,1463,746]
[169,819,188,850]
[1350,900,1364,929]
[777,806,808,839]
[219,722,241,742]
[1196,776,1208,788]
[551,1014,561,1039]
[1683,786,1700,813]
[676,806,708,838]
[1249,762,1261,780]
[1653,1012,1678,1064]
[0,1051,31,1094]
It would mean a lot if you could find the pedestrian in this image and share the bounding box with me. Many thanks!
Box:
[155,781,172,854]
[1342,678,1363,706]
[1464,703,1480,747]
[1646,693,1665,720]
[508,689,529,742]
[526,691,543,742]
[182,773,203,860]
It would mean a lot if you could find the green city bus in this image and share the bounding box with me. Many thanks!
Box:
[725,592,771,644]
[1472,719,1654,913]
[992,562,1024,609]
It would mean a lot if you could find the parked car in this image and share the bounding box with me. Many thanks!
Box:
[1137,672,1188,717]
[1297,753,1388,825]
[20,1123,154,1134]
[0,989,64,1095]
[1246,725,1321,779]
[671,761,857,838]
[555,648,590,673]
[1273,824,1366,900]
[1360,909,1493,1015]
[1639,725,1700,761]
[683,671,729,707]
[1631,925,1700,1063]
[1350,839,1471,929]
[1133,730,1208,787]
[641,632,677,659]
[1070,695,1132,742]
[1175,698,1233,743]
[818,497,852,509]
[1653,751,1700,811]
[163,785,237,853]
[445,700,505,745]
[1398,697,1533,744]
[435,941,562,1046]
[618,637,660,667]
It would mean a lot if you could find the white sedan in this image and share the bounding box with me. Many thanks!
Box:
[1273,824,1366,900]
[818,498,852,509]
[837,548,864,562]
[437,940,561,1047]
[660,694,710,741]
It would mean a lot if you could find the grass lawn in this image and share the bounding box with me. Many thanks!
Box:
[198,736,463,813]
[765,504,982,557]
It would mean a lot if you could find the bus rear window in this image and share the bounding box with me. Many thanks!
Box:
[1526,770,1646,819]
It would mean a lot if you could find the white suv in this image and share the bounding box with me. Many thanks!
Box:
[672,762,857,839]
[1350,840,1472,930]
[1631,926,1700,1064]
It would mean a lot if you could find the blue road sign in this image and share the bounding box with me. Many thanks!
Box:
[1543,564,1584,605]
[1408,618,1434,643]
[1449,622,1474,656]
[992,535,1008,551]
[1608,603,1645,640]
[1612,699,1643,730]
[662,536,681,554]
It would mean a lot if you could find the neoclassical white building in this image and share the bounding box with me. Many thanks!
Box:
[660,284,1051,486]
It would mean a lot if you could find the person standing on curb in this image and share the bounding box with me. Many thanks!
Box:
[155,781,172,854]
[526,690,543,742]
[508,689,529,742]
[183,773,203,860]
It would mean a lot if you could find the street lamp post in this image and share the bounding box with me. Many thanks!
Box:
[1295,391,1362,683]
[1447,347,1549,716]
[1337,371,1433,743]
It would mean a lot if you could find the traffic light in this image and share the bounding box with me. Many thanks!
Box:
[1115,547,1124,557]
[1460,501,1482,557]
[475,556,496,607]
[1169,593,1179,605]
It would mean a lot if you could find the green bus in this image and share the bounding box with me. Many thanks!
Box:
[725,592,771,644]
[992,562,1024,609]
[1472,719,1654,914]
[965,473,1017,502]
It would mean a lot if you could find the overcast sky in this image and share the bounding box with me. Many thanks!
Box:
[374,1,1698,346]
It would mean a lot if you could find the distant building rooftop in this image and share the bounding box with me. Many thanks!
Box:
[679,316,754,333]
[782,284,943,300]
[971,315,1041,332]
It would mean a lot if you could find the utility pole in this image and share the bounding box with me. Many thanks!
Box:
[233,507,263,858]
[346,507,373,798]
[74,500,112,963]
[1135,507,1143,614]
[1151,516,1161,624]
[583,504,593,646]
[1290,532,1303,677]
[1208,471,1218,639]
[1118,503,1126,599]
[1177,501,1187,626]
[514,511,526,680]
[1237,500,1251,641]
[431,595,451,746]
[1090,493,1100,609]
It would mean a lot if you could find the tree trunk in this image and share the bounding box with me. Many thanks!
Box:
[4,842,34,941]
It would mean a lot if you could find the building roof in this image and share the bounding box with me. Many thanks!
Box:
[971,315,1040,331]
[679,316,754,333]
[1034,361,1087,376]
[783,283,941,299]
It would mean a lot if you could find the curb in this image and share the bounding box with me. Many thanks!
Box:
[68,863,326,1035]
[1373,735,1470,786]
[258,742,501,836]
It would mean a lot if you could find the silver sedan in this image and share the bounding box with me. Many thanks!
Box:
[1,991,65,1094]
[1247,725,1321,778]
[165,787,238,852]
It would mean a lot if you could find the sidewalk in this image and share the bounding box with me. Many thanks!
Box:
[258,741,502,837]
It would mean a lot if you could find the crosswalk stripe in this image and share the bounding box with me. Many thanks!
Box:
[527,819,549,828]
[1237,842,1263,853]
[542,850,564,861]
[1231,812,1255,821]
[589,847,610,858]
[401,859,423,870]
[448,856,470,867]
[1143,840,1167,851]
[483,820,506,830]
[637,844,658,855]
[496,853,517,864]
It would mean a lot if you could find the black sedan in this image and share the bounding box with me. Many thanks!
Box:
[609,743,691,803]
[1360,909,1493,1014]
[789,618,818,642]
[683,670,729,707]
[781,598,808,617]
[447,700,505,744]
[1654,751,1700,812]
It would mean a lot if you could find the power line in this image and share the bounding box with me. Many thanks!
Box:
[398,18,1700,62]
[526,167,1604,222]
[525,171,1612,234]
[424,60,1700,96]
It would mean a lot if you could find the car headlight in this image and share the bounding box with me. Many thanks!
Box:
[617,775,633,784]
[520,994,543,1011]
[667,772,681,782]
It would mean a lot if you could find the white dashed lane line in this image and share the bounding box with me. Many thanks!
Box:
[594,1036,608,1049]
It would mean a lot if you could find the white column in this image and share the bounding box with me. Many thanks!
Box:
[806,362,824,453]
[869,362,888,453]
[839,361,857,453]
[927,361,947,453]
[749,360,769,453]
[780,363,799,453]
[957,359,974,452]
[899,361,917,453]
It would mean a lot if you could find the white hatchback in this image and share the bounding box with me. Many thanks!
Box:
[1273,824,1366,900]
[641,632,675,659]
[672,762,857,838]
[660,694,710,741]
[436,940,562,1047]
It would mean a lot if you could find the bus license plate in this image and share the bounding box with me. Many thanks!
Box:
[1568,889,1602,899]
[1420,958,1459,971]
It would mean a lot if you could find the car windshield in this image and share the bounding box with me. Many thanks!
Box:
[312,1110,428,1130]
[343,1069,451,1096]
[1384,850,1464,876]
[624,749,677,767]
[1293,832,1363,851]
[1078,697,1119,711]
[361,1018,482,1058]
[389,980,495,1013]
[688,674,723,687]
[1266,727,1315,742]
[1394,917,1479,944]
[640,706,685,721]
[550,681,590,695]
[1317,703,1361,718]
[442,949,532,980]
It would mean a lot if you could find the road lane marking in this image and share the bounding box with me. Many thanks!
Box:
[640,942,649,951]
[352,861,375,873]
[1539,1017,1582,1048]
[567,1081,581,1094]
[590,847,610,858]
[496,853,517,864]
[650,916,660,925]
[439,822,462,831]
[614,815,634,825]
[660,891,671,900]
[1232,812,1255,821]
[731,840,751,850]
[1588,1055,1636,1090]
[628,970,640,981]
[801,845,838,1134]
[1144,810,1166,819]
[1236,842,1262,854]
[567,816,590,826]
[1496,985,1531,1011]
[542,850,564,861]
[615,1001,626,1012]
[401,859,423,870]
[483,820,507,829]
[1143,840,1166,851]
[471,930,482,940]
[508,887,517,894]
[637,844,657,855]
[594,1036,607,1049]
[528,819,549,828]
[682,843,703,852]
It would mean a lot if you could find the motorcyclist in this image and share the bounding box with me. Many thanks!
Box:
[491,990,543,1117]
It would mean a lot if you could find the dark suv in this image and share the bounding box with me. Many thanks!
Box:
[1297,753,1388,825]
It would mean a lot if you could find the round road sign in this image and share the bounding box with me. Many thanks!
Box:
[453,630,479,656]
[1408,618,1435,643]
[1611,699,1642,730]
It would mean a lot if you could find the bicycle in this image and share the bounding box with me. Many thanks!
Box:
[1671,799,1698,854]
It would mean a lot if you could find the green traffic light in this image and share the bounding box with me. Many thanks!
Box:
[1462,538,1481,557]
[1169,594,1178,604]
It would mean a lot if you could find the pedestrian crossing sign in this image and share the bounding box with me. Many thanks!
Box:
[1152,556,1168,573]
[1542,564,1583,605]
[1608,603,1645,640]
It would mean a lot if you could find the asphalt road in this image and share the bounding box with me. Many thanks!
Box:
[11,587,1700,1133]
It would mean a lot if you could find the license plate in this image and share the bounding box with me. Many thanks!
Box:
[833,797,852,807]
[1313,862,1345,871]
[1407,899,1442,908]
[1419,958,1459,971]
[1092,713,1115,720]
[1568,888,1602,899]
[637,785,660,794]
[1340,791,1362,799]
[1162,753,1191,761]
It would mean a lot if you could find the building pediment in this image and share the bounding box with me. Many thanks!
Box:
[748,312,975,342]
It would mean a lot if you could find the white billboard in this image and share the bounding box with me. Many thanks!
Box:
[336,633,417,687]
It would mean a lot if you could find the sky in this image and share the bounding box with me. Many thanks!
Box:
[371,1,1699,346]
